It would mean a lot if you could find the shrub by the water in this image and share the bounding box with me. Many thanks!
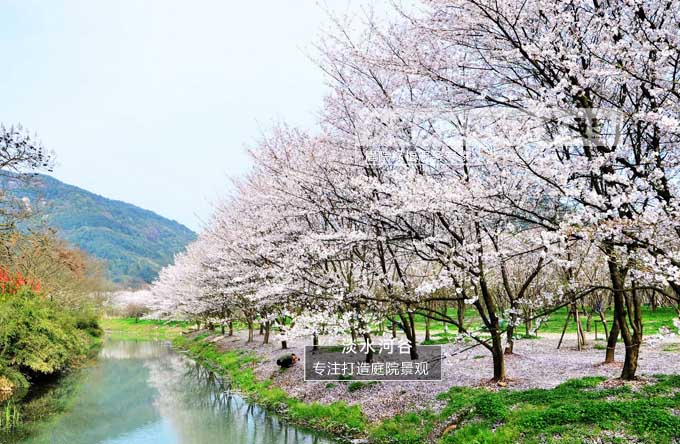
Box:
[0,284,94,394]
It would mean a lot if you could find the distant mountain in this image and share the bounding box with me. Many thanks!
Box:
[1,173,196,286]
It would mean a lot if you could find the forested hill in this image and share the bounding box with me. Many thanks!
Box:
[1,173,196,286]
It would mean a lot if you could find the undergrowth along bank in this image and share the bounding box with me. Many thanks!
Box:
[174,334,680,444]
[173,334,367,441]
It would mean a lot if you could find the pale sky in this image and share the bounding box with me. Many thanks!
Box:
[0,1,382,231]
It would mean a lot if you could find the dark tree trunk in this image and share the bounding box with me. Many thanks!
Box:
[424,316,431,342]
[598,309,609,339]
[475,260,506,382]
[281,340,288,350]
[228,320,234,337]
[624,284,643,379]
[607,259,642,379]
[457,299,465,333]
[313,332,319,352]
[557,306,572,350]
[263,321,271,345]
[363,333,373,363]
[399,312,419,360]
[621,342,640,380]
[575,307,586,348]
[491,334,506,382]
[247,320,254,343]
[605,320,619,363]
[504,321,515,355]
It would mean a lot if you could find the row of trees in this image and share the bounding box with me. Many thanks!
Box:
[150,0,680,381]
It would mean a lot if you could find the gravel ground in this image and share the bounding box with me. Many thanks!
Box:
[204,330,680,422]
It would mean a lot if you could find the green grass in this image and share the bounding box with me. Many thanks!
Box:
[410,309,478,334]
[371,410,439,444]
[173,334,367,439]
[408,306,678,339]
[347,381,380,393]
[101,317,188,341]
[370,375,680,444]
[640,307,680,335]
[663,343,680,353]
[536,306,678,336]
[422,332,462,345]
[0,400,21,433]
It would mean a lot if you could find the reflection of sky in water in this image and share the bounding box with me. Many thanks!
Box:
[101,418,178,444]
[23,340,334,444]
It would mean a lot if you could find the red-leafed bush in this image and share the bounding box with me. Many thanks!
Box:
[0,267,41,295]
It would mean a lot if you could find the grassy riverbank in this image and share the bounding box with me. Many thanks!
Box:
[0,286,104,443]
[100,318,187,341]
[173,334,366,440]
[174,333,680,444]
[1,317,181,443]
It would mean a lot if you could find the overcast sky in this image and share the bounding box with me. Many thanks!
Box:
[0,1,383,231]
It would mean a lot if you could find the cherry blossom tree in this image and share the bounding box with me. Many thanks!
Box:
[150,0,680,383]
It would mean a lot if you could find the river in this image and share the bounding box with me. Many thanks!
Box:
[22,340,335,444]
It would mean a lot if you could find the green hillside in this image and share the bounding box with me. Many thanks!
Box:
[1,174,196,286]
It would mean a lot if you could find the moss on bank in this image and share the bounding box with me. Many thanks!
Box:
[172,334,367,440]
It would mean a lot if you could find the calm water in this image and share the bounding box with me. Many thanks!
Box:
[23,340,335,444]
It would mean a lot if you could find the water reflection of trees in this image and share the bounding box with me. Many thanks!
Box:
[24,341,332,444]
[177,362,232,410]
[24,344,163,444]
[146,352,334,444]
[98,340,171,361]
